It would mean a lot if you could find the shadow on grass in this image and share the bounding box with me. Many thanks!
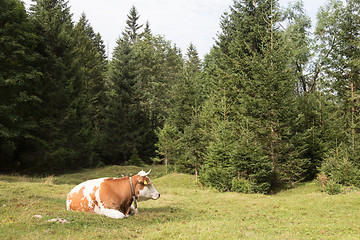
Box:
[134,205,191,224]
[142,205,181,214]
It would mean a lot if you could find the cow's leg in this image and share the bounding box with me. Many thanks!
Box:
[129,205,138,215]
[103,209,126,219]
[95,206,126,219]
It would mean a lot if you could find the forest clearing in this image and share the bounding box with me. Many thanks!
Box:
[2,1,360,238]
[1,165,359,239]
[2,0,360,194]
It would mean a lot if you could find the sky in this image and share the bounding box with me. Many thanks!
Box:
[22,0,330,59]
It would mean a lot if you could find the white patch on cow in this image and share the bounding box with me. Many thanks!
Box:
[67,178,106,211]
[88,183,126,219]
[138,184,160,201]
[66,199,72,210]
[93,204,126,219]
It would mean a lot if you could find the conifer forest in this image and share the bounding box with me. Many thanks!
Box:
[1,0,360,193]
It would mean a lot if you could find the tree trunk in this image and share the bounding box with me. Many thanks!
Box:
[165,151,168,175]
[195,162,198,182]
[351,78,355,152]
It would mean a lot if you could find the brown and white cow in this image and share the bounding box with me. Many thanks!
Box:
[66,170,160,219]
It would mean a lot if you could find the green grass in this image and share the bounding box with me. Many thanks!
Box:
[1,166,360,239]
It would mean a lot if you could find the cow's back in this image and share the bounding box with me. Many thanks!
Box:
[66,178,105,212]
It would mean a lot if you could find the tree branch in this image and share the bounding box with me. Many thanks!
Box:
[308,36,336,93]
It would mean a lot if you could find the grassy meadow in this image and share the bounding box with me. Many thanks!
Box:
[0,165,359,239]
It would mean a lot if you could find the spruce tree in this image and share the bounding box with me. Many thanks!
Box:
[0,0,41,171]
[154,122,180,173]
[200,0,302,191]
[335,0,360,159]
[73,13,107,165]
[105,7,152,164]
[155,43,205,175]
[176,44,204,176]
[133,33,183,127]
[104,34,139,164]
[27,0,89,171]
[125,6,143,44]
[104,6,184,165]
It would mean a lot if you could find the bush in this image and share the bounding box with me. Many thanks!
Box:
[231,178,253,193]
[199,167,233,192]
[251,182,271,194]
[320,147,360,188]
[324,179,341,195]
[200,169,271,194]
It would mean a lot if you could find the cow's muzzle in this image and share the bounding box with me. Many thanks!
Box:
[152,193,160,200]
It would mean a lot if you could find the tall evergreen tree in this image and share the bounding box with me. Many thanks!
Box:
[134,33,183,128]
[104,6,184,165]
[104,34,139,164]
[200,0,301,191]
[104,6,152,164]
[168,43,202,132]
[73,13,107,164]
[125,6,143,44]
[0,0,41,171]
[26,0,90,171]
[155,43,205,174]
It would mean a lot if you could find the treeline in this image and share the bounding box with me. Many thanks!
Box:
[1,0,360,192]
[0,0,182,172]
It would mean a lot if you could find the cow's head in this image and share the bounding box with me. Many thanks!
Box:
[136,170,160,201]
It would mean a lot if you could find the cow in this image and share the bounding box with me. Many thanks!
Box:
[66,170,160,219]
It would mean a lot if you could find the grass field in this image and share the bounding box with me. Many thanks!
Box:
[1,165,359,239]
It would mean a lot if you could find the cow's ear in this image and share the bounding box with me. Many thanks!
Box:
[138,177,149,185]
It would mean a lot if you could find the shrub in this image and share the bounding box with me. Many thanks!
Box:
[231,178,253,193]
[324,179,341,195]
[199,167,233,192]
[320,147,360,188]
[251,182,271,194]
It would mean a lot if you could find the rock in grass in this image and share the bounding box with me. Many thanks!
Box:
[47,218,69,223]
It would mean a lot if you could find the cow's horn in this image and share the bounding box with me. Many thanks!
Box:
[138,169,151,177]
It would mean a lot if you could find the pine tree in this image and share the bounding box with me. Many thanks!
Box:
[125,6,143,44]
[104,7,184,165]
[199,0,303,191]
[176,44,204,176]
[169,43,202,131]
[154,43,205,176]
[73,13,107,164]
[0,0,41,171]
[143,21,151,36]
[335,0,360,158]
[26,0,89,171]
[154,122,180,173]
[133,33,183,128]
[104,34,139,164]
